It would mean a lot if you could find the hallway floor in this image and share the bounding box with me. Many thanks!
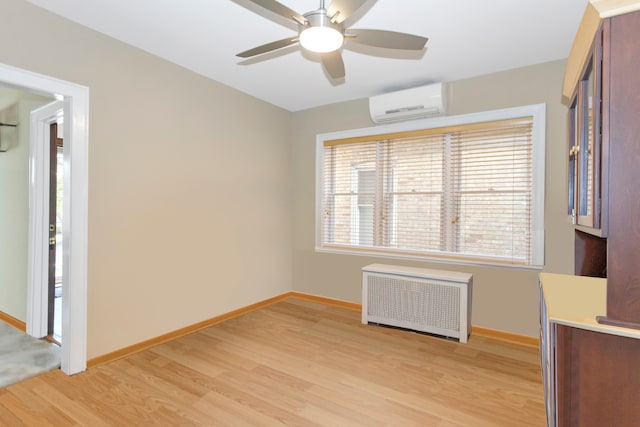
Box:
[0,321,60,388]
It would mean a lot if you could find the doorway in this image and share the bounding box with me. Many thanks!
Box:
[49,122,64,344]
[0,61,89,375]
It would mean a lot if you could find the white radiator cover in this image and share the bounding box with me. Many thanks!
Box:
[362,264,473,343]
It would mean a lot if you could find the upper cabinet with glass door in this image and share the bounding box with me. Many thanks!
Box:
[568,26,604,236]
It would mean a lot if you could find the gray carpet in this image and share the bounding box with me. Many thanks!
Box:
[0,322,60,388]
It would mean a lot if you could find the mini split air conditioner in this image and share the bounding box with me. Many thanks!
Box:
[369,83,446,124]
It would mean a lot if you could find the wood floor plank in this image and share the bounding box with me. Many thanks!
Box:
[305,381,440,427]
[0,298,546,426]
[193,390,292,427]
[30,381,111,427]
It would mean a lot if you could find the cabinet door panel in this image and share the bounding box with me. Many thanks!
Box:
[555,325,640,427]
[577,65,593,225]
[567,100,577,223]
[576,56,602,229]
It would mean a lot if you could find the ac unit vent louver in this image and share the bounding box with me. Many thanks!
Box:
[362,264,472,342]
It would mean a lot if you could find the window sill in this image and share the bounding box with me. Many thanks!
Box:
[315,245,544,272]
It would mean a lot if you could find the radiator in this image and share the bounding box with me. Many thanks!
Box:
[361,264,473,343]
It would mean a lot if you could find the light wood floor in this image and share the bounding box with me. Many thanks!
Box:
[0,299,546,426]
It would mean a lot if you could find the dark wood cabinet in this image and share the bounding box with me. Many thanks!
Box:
[600,9,640,327]
[568,7,640,326]
[540,274,640,427]
[544,3,640,426]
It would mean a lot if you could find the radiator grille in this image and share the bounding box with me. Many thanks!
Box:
[362,264,472,342]
[367,275,460,331]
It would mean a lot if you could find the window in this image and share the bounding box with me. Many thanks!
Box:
[316,105,545,267]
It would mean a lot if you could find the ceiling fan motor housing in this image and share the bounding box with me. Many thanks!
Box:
[302,9,342,30]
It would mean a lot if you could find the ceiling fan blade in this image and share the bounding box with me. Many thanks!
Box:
[245,0,306,24]
[327,0,368,24]
[347,29,428,50]
[321,51,345,79]
[237,37,299,58]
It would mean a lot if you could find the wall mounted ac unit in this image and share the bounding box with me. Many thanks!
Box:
[362,264,472,342]
[369,83,446,124]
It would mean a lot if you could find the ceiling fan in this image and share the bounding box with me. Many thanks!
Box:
[236,0,428,80]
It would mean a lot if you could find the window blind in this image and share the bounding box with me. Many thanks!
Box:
[321,116,536,265]
[449,120,533,263]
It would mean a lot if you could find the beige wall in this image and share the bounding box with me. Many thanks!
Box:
[0,87,51,321]
[0,0,292,358]
[291,60,573,337]
[0,0,573,356]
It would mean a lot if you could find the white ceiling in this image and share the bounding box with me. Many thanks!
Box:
[26,0,588,112]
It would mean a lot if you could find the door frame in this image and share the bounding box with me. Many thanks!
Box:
[27,102,63,338]
[0,61,89,375]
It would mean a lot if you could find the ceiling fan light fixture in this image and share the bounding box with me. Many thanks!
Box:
[298,8,344,54]
[299,26,344,53]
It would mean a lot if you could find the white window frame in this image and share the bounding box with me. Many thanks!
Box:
[350,162,375,246]
[315,104,546,269]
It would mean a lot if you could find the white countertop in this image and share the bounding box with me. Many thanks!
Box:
[540,272,640,340]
